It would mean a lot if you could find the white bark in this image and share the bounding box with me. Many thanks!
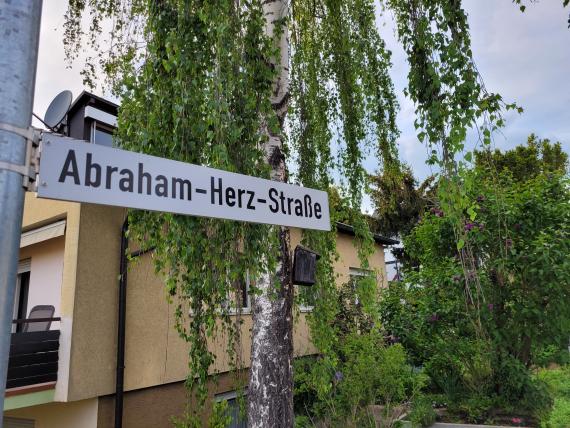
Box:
[248,1,294,427]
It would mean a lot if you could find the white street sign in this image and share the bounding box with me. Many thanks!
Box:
[37,134,330,231]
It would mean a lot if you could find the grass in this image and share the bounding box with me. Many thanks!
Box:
[536,365,570,428]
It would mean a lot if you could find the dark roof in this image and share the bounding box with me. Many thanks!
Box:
[68,90,119,117]
[336,222,399,246]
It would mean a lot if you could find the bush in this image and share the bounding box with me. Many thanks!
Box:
[408,395,437,428]
[542,398,570,428]
[537,365,570,427]
[534,345,570,367]
[537,365,570,398]
[380,169,570,421]
[293,334,428,427]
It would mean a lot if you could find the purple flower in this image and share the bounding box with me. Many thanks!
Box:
[334,371,344,382]
[505,238,513,249]
[476,195,486,203]
[428,313,439,323]
[430,207,444,217]
[464,222,476,232]
[487,303,494,311]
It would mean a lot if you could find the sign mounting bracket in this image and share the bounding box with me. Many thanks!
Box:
[0,122,41,191]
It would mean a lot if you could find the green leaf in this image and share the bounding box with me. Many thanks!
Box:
[457,239,465,250]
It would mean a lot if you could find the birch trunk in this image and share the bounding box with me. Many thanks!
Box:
[248,1,293,427]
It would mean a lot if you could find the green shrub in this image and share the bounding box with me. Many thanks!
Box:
[537,365,570,427]
[449,395,494,424]
[408,396,436,428]
[537,365,570,397]
[534,345,570,367]
[293,333,428,427]
[541,398,570,428]
[380,161,570,421]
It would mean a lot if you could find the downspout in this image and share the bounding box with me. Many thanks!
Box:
[115,219,154,428]
[115,219,129,428]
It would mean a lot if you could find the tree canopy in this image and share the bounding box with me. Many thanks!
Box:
[380,142,570,423]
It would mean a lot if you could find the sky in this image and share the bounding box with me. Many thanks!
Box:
[33,0,570,184]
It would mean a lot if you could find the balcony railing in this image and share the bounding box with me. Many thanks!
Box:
[7,318,60,390]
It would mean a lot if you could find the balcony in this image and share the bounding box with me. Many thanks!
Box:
[7,318,60,391]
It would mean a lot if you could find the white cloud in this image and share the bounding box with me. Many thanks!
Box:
[33,0,107,127]
[33,0,570,177]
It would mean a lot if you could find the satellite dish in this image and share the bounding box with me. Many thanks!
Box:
[43,90,72,129]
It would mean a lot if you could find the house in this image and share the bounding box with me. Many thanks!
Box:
[3,92,397,428]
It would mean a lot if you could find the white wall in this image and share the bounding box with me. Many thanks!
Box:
[19,236,65,330]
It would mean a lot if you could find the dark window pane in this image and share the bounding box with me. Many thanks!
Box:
[226,398,247,428]
[94,127,114,147]
[240,278,248,309]
[16,272,30,333]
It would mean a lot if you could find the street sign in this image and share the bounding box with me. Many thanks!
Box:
[37,134,330,231]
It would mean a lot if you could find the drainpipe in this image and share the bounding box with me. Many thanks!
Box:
[115,219,129,428]
[115,219,154,428]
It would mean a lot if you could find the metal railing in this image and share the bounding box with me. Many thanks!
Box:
[7,318,60,389]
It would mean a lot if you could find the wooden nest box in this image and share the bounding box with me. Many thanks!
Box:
[293,245,320,286]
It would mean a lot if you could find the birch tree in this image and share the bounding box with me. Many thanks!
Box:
[63,0,527,426]
[248,1,294,426]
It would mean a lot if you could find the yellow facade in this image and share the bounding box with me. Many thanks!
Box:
[6,196,389,427]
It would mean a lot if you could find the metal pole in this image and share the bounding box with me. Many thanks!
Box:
[0,1,43,422]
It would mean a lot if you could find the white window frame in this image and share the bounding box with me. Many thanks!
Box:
[90,121,115,147]
[297,288,314,313]
[348,267,375,306]
[12,259,31,333]
[224,271,251,315]
[349,267,372,278]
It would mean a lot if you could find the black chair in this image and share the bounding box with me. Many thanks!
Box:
[22,305,55,332]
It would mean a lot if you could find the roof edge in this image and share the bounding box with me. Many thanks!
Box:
[335,222,399,246]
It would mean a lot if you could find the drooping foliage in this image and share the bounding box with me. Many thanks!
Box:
[287,0,400,400]
[63,0,397,419]
[115,2,281,411]
[60,0,549,425]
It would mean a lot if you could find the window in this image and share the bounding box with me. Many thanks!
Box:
[12,260,31,333]
[215,391,247,428]
[91,122,114,147]
[223,272,251,314]
[3,417,35,428]
[348,267,374,305]
[296,285,315,312]
[385,259,402,282]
